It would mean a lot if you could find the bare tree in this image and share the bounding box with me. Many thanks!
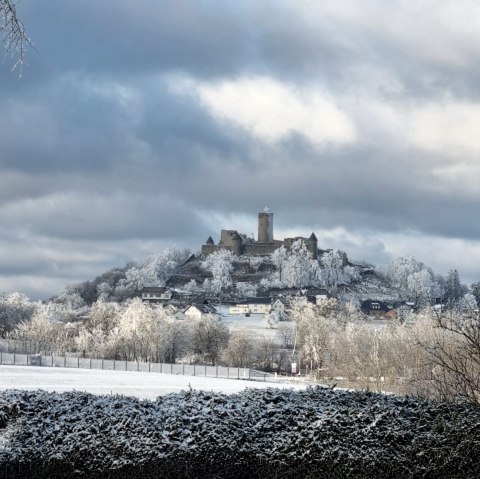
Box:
[1,0,33,71]
[421,309,480,403]
[190,315,229,365]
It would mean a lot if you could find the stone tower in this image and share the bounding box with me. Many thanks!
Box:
[231,232,243,256]
[308,232,318,259]
[258,211,273,243]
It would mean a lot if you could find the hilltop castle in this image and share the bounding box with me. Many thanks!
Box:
[201,211,318,259]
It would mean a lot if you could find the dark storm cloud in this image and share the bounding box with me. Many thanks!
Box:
[2,0,480,297]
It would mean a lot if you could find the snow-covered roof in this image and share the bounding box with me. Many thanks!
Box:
[142,286,171,294]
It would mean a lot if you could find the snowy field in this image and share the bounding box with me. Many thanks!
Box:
[216,304,279,339]
[0,365,306,400]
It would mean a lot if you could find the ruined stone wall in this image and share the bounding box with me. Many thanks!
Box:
[220,230,238,247]
[243,243,280,256]
[201,245,234,255]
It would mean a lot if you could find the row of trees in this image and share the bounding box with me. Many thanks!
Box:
[283,297,480,402]
[11,299,287,371]
[384,256,469,307]
[5,291,480,402]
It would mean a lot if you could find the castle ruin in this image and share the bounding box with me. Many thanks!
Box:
[202,211,318,259]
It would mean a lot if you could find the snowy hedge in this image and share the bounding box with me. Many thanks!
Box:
[1,387,479,478]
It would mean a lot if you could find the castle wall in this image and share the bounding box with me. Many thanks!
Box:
[201,244,219,255]
[243,243,280,256]
[220,230,238,247]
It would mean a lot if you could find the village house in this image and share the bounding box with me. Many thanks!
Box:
[389,301,414,320]
[302,287,330,304]
[271,297,290,315]
[229,297,272,315]
[360,300,390,319]
[184,304,220,320]
[141,287,176,304]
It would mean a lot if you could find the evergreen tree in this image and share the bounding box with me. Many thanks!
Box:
[471,282,480,309]
[444,269,464,307]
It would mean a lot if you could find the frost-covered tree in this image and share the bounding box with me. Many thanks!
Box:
[55,285,89,316]
[183,279,198,295]
[126,247,190,290]
[320,250,359,288]
[0,292,37,334]
[255,336,283,372]
[471,281,480,309]
[223,329,257,367]
[96,282,114,302]
[1,0,33,72]
[114,298,158,361]
[407,269,435,306]
[202,249,234,294]
[105,299,190,363]
[386,256,437,302]
[418,309,480,403]
[289,299,337,379]
[282,240,321,288]
[13,306,56,352]
[444,269,466,307]
[321,250,344,287]
[271,247,289,283]
[263,310,281,329]
[236,282,258,298]
[276,323,295,349]
[86,301,122,335]
[190,315,229,365]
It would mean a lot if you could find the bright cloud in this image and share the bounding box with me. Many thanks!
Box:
[410,100,480,154]
[171,75,356,146]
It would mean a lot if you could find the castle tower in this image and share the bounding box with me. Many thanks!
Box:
[231,232,242,256]
[308,232,318,259]
[258,211,273,243]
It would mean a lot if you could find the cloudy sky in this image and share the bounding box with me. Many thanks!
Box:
[1,0,480,299]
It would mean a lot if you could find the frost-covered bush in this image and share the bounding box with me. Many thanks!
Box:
[235,281,258,298]
[1,388,479,478]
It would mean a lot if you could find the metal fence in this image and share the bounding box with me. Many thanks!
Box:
[0,351,268,381]
[0,338,57,355]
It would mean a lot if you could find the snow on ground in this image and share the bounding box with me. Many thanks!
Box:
[217,304,279,338]
[221,314,278,338]
[0,365,306,400]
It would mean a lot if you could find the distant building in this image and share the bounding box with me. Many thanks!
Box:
[271,297,290,315]
[184,304,219,320]
[141,287,175,303]
[302,287,330,304]
[202,210,319,259]
[389,301,413,320]
[229,297,272,315]
[361,300,390,319]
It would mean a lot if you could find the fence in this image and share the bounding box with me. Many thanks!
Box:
[0,338,57,355]
[0,352,269,381]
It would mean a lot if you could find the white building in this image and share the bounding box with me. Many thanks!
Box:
[184,304,219,320]
[141,287,174,303]
[229,297,272,315]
